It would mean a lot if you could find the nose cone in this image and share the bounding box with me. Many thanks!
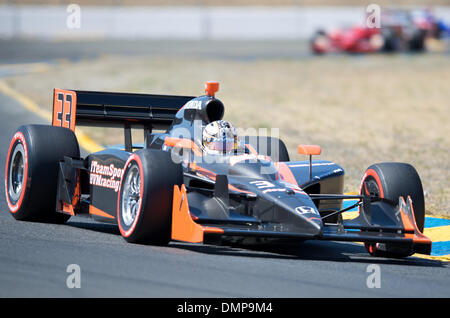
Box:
[274,195,324,236]
[295,207,323,235]
[293,206,323,236]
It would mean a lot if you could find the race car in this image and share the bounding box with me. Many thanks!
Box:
[311,26,384,54]
[4,82,431,258]
[311,8,431,54]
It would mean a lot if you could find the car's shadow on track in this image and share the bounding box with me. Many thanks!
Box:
[67,219,445,268]
[67,220,121,235]
[170,240,446,268]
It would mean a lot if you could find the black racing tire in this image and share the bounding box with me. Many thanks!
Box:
[360,162,425,258]
[409,29,426,52]
[4,125,80,223]
[117,149,183,244]
[240,136,290,162]
[381,28,400,52]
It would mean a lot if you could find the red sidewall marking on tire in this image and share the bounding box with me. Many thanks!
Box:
[359,168,384,198]
[117,154,144,238]
[4,132,28,213]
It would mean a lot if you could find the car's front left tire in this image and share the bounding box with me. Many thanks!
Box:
[360,162,425,258]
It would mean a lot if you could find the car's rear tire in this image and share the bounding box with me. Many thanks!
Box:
[117,149,183,244]
[360,162,425,258]
[381,28,400,52]
[409,29,426,52]
[240,136,290,162]
[5,125,80,223]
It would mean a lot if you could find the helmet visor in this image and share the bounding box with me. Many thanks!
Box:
[207,138,236,152]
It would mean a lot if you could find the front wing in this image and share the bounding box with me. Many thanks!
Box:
[171,185,432,255]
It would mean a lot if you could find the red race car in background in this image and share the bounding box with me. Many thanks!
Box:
[311,8,438,54]
[311,26,383,54]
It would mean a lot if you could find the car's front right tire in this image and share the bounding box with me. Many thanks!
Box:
[117,149,183,244]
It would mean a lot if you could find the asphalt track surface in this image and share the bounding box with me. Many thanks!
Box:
[0,40,449,298]
[0,39,310,64]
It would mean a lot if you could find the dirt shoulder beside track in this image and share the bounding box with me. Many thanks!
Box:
[2,51,449,216]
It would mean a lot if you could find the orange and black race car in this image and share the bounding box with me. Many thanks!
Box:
[4,82,431,258]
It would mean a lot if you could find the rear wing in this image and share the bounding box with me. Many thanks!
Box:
[52,88,195,132]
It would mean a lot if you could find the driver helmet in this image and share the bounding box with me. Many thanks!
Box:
[202,120,238,155]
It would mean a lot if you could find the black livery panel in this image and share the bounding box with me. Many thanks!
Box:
[88,149,129,221]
